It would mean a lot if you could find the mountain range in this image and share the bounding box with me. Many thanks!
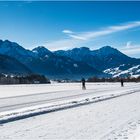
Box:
[0,39,140,79]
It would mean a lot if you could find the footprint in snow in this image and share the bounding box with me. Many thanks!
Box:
[123,136,128,139]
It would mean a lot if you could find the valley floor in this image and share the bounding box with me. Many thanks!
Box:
[0,83,140,139]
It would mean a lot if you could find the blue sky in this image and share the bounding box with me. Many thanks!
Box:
[0,1,140,58]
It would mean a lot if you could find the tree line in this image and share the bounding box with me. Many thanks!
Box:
[87,76,140,82]
[0,74,50,84]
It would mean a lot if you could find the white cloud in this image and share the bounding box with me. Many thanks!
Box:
[121,42,140,57]
[69,34,87,41]
[43,21,140,53]
[122,47,140,56]
[66,21,140,40]
[126,41,132,48]
[62,30,73,34]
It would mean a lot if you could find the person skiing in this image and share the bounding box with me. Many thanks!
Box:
[121,78,124,87]
[81,78,86,90]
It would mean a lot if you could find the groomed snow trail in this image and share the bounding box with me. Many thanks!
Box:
[0,83,140,139]
[0,83,139,113]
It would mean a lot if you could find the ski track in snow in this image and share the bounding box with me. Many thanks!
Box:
[0,83,140,139]
[0,88,139,125]
[0,83,139,113]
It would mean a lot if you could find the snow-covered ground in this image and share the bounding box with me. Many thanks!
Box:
[0,82,140,139]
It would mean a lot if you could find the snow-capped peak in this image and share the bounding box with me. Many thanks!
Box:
[104,64,140,78]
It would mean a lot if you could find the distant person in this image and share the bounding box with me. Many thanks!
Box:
[81,78,86,90]
[121,78,124,87]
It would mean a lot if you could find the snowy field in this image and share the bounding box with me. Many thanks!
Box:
[0,82,140,139]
